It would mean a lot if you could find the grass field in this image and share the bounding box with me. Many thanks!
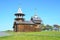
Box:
[0,31,60,40]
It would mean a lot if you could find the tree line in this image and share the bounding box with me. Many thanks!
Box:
[41,24,60,31]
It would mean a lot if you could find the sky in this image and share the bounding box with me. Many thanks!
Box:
[0,0,60,31]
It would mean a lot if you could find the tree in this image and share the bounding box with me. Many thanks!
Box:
[45,24,53,31]
[53,24,60,31]
[41,24,46,30]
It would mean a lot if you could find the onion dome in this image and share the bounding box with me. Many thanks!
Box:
[31,14,42,24]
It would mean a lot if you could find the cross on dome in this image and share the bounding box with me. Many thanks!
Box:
[34,8,38,18]
[31,9,41,21]
[17,8,22,13]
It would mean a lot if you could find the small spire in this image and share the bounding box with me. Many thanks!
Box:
[17,8,22,13]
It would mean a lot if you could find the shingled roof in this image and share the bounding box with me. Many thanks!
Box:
[15,21,34,25]
[32,20,41,24]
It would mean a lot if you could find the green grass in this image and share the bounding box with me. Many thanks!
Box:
[0,31,60,40]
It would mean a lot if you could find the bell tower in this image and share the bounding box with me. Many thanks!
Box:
[15,8,25,22]
[13,8,25,32]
